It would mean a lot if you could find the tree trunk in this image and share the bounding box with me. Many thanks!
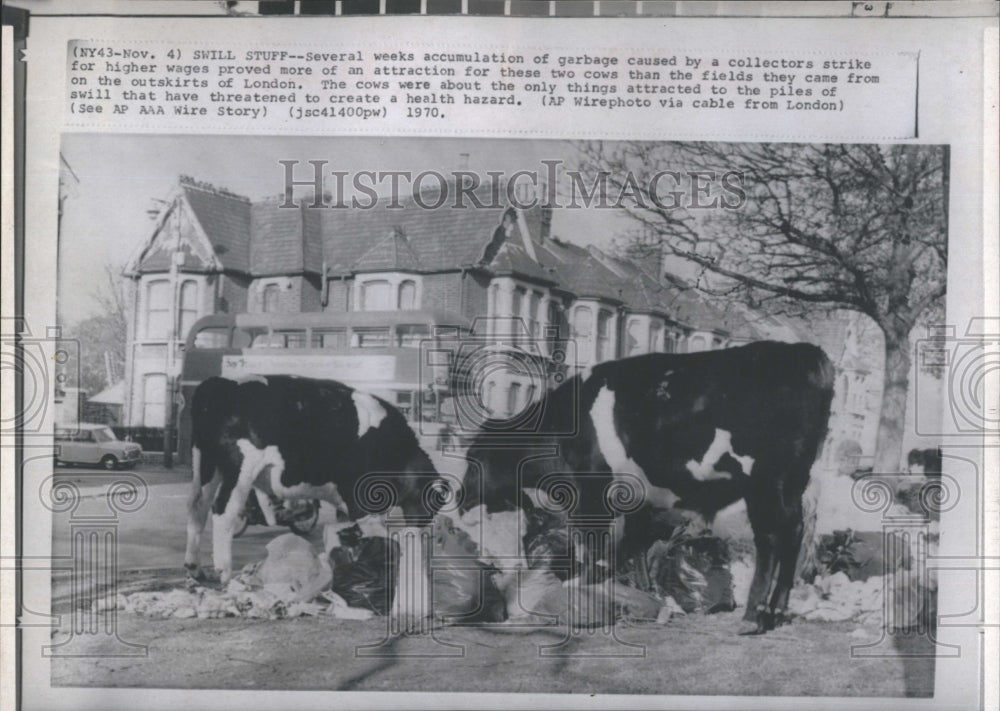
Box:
[874,327,912,473]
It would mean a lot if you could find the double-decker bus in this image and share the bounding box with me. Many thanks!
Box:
[177,310,471,460]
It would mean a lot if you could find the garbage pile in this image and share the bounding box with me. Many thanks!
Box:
[788,526,938,631]
[113,506,745,625]
[108,506,933,633]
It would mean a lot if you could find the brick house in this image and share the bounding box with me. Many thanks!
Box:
[122,175,767,431]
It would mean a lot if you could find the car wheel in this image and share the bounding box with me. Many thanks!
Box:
[100,455,119,471]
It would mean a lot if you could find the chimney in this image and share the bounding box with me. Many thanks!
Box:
[540,205,552,243]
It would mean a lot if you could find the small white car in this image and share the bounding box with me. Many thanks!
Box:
[54,423,143,470]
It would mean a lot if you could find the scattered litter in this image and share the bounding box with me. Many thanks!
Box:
[319,591,375,620]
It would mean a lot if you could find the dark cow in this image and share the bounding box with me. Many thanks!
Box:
[460,341,834,634]
[184,375,443,622]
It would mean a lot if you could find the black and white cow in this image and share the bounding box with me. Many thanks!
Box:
[460,341,834,634]
[184,375,443,622]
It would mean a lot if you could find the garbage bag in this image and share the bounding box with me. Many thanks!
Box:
[432,557,507,623]
[685,535,736,613]
[251,533,333,603]
[329,536,400,615]
[501,567,568,623]
[647,532,735,614]
[522,505,571,579]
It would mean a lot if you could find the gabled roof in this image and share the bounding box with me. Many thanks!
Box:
[249,199,323,275]
[561,253,627,303]
[490,241,557,284]
[182,183,251,272]
[352,228,423,272]
[322,188,513,275]
[138,241,213,272]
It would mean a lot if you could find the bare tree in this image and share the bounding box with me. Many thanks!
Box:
[576,142,948,472]
[63,264,129,395]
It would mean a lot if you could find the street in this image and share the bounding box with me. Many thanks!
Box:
[51,462,338,574]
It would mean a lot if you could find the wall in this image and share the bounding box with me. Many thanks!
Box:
[300,274,323,312]
[422,272,463,313]
[323,278,352,312]
[463,270,491,321]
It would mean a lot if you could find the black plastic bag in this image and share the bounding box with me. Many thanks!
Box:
[329,536,400,615]
[522,505,571,579]
[648,531,736,614]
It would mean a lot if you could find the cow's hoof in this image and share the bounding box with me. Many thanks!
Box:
[184,563,205,582]
[737,620,767,636]
[739,607,776,635]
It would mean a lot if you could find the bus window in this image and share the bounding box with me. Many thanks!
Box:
[396,324,430,348]
[312,328,347,349]
[234,326,268,349]
[353,327,390,348]
[192,326,230,349]
[273,329,307,348]
[253,332,279,348]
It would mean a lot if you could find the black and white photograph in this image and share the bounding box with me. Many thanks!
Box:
[47,134,950,696]
[4,6,996,711]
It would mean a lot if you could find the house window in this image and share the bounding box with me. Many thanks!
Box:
[511,287,525,338]
[398,280,417,310]
[596,309,613,362]
[262,283,281,313]
[626,318,644,356]
[547,301,561,354]
[361,280,392,311]
[649,322,664,353]
[689,334,707,352]
[142,373,166,427]
[663,331,676,354]
[178,280,199,342]
[529,292,542,340]
[145,279,171,340]
[572,305,593,363]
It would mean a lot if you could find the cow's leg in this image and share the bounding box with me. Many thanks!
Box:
[211,441,269,584]
[767,481,808,627]
[740,474,783,635]
[184,445,220,581]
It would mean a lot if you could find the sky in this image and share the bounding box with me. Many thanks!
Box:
[58,134,634,324]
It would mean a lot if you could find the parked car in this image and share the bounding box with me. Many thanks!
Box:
[54,423,143,470]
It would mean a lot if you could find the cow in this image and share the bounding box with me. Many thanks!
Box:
[183,375,444,624]
[460,341,834,634]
